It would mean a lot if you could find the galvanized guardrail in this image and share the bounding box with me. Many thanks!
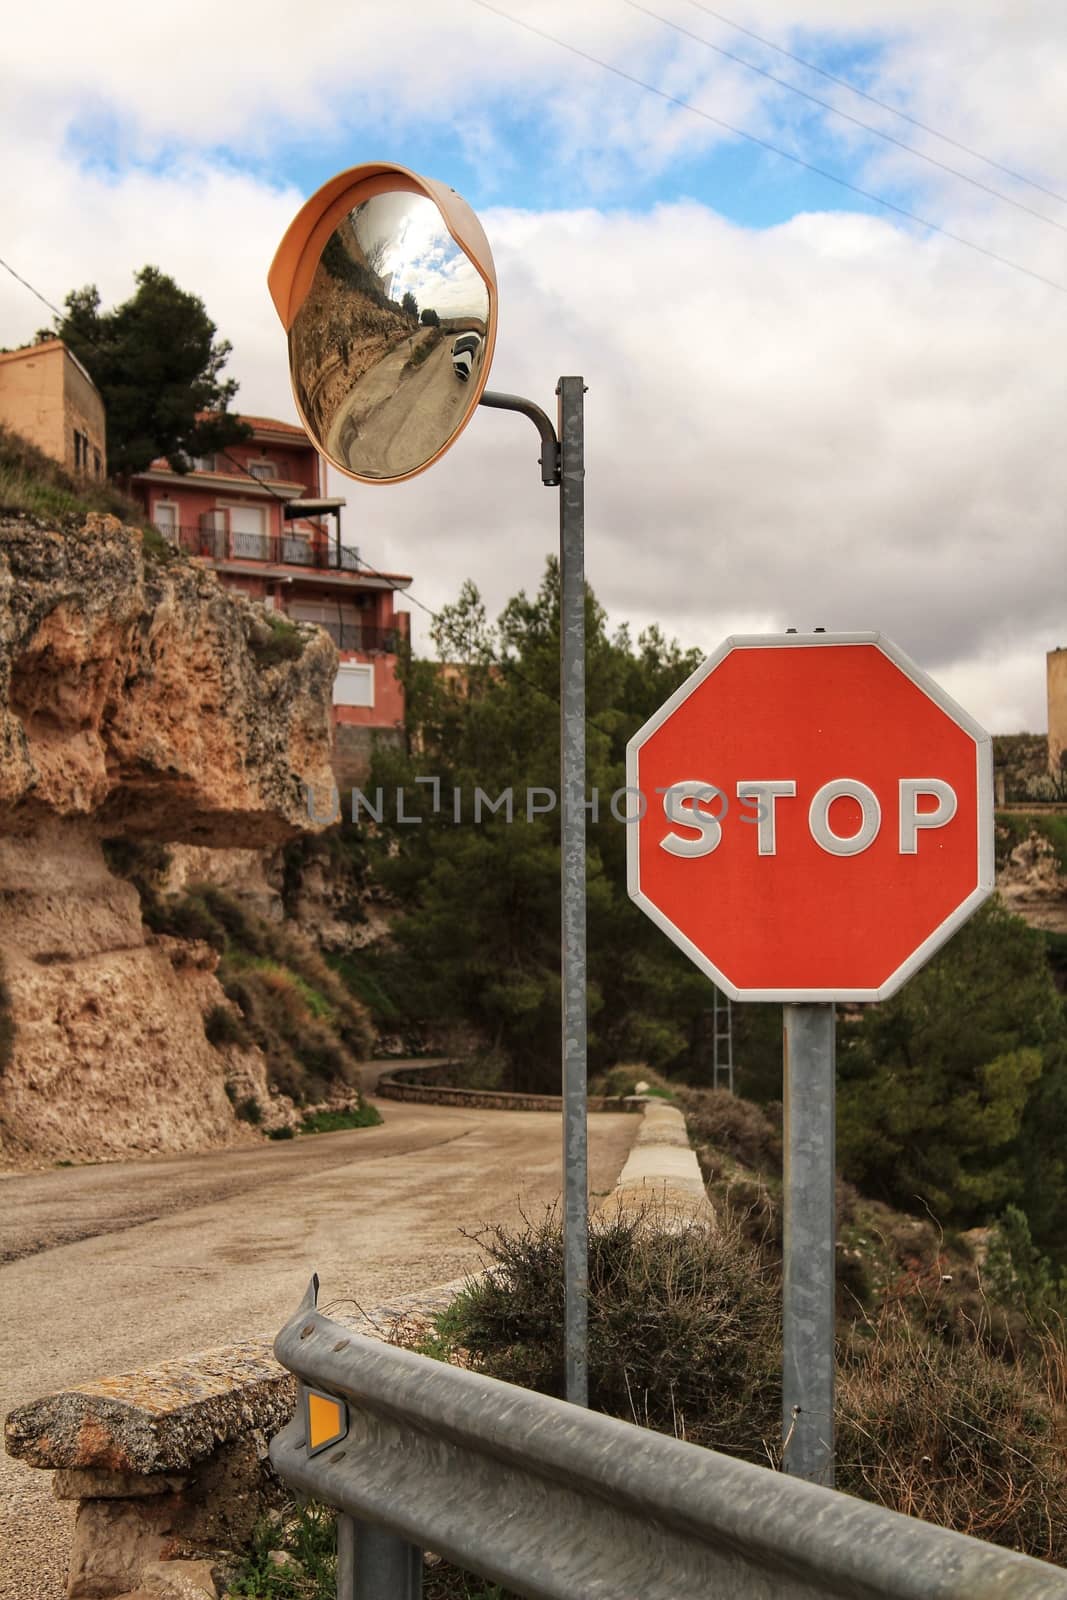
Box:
[270,1277,1067,1600]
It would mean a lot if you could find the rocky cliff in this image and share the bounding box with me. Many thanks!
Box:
[0,515,338,1167]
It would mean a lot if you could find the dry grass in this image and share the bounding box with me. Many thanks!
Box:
[435,1203,781,1464]
[837,1304,1067,1562]
[0,422,145,526]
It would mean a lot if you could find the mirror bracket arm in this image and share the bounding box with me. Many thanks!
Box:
[478,390,561,487]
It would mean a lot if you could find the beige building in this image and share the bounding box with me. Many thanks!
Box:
[1049,647,1067,776]
[0,338,106,479]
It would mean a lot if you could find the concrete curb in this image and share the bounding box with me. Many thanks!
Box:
[598,1099,714,1231]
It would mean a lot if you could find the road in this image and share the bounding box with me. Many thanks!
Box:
[0,1100,636,1600]
[326,335,471,478]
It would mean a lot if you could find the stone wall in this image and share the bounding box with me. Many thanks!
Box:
[4,1280,471,1599]
[332,721,404,789]
[375,1062,623,1113]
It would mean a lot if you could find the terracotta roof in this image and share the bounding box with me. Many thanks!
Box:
[241,414,312,437]
[194,411,310,439]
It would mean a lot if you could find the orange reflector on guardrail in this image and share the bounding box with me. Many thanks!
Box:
[304,1387,348,1457]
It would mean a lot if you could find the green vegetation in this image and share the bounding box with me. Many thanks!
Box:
[836,899,1067,1261]
[102,846,374,1108]
[0,423,147,526]
[250,613,306,668]
[229,1502,506,1599]
[363,566,711,1093]
[43,265,250,476]
[298,1104,382,1133]
[404,329,441,371]
[228,1503,336,1597]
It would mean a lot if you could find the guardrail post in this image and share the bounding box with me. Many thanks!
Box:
[337,1513,355,1600]
[338,1515,421,1599]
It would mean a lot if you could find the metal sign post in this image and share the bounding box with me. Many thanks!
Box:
[558,376,588,1408]
[781,1002,836,1484]
[479,380,589,1407]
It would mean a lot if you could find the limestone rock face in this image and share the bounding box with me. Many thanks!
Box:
[0,515,336,843]
[0,516,336,1166]
[997,828,1067,933]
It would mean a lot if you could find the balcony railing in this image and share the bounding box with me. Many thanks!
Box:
[319,622,399,653]
[167,525,362,573]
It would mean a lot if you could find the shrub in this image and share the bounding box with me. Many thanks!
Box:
[439,1205,781,1463]
[837,1306,1067,1562]
[205,1003,249,1049]
[678,1085,782,1174]
[591,1063,674,1099]
[0,422,149,526]
[236,1096,262,1125]
[249,613,306,668]
[299,1105,382,1134]
[105,869,375,1104]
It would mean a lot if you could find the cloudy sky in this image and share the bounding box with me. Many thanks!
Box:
[3,0,1065,730]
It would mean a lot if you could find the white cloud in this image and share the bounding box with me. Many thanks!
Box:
[2,2,1064,734]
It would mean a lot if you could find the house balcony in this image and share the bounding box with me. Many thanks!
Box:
[167,524,361,571]
[318,622,401,653]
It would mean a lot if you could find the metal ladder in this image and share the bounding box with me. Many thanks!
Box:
[712,989,734,1093]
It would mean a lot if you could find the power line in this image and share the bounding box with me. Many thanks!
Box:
[681,0,1067,208]
[0,254,67,321]
[470,0,1067,295]
[624,0,1067,233]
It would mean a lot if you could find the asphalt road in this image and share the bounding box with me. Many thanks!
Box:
[0,1100,637,1600]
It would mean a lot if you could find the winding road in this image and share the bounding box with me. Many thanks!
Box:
[0,1097,637,1599]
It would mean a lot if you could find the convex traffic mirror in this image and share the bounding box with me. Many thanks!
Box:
[268,163,498,484]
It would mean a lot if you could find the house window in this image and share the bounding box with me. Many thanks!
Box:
[191,454,217,473]
[154,502,178,543]
[333,663,375,708]
[248,459,278,481]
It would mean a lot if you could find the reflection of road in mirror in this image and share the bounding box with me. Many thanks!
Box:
[326,331,479,479]
[288,189,491,479]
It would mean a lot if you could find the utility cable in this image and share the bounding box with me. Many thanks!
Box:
[470,0,1067,295]
[681,0,1067,207]
[624,0,1067,233]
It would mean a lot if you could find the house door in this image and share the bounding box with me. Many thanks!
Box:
[228,504,269,560]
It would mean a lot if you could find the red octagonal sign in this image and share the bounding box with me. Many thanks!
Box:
[626,632,994,1001]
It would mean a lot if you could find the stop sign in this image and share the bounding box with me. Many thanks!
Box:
[626,632,994,1001]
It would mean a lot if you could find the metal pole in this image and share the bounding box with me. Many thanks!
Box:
[781,1002,836,1485]
[337,1512,355,1600]
[345,1517,422,1599]
[558,375,588,1408]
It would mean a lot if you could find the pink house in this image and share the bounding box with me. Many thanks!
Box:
[131,415,411,784]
